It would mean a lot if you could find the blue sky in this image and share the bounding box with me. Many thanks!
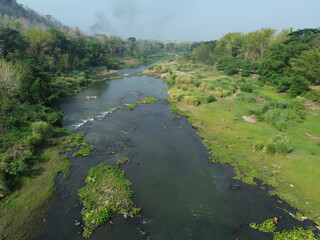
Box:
[17,0,320,41]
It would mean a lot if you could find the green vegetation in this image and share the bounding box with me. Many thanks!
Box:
[266,134,294,155]
[250,218,277,233]
[144,59,320,227]
[125,96,158,110]
[0,129,86,240]
[250,219,319,240]
[117,158,131,165]
[78,164,140,238]
[274,227,318,240]
[72,144,94,157]
[0,8,189,238]
[186,27,320,98]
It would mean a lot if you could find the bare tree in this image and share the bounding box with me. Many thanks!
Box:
[0,58,24,100]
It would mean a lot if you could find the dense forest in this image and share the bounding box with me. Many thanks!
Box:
[186,28,320,99]
[0,1,190,200]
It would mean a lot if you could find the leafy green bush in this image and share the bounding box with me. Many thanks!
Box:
[31,121,53,139]
[224,63,238,75]
[253,142,265,151]
[267,134,294,154]
[304,90,320,103]
[46,111,62,126]
[240,83,254,93]
[250,100,305,130]
[288,75,310,97]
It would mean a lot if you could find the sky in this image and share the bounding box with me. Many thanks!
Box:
[16,0,320,42]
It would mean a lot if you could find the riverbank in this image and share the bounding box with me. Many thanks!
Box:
[0,130,87,240]
[141,60,320,226]
[0,66,117,239]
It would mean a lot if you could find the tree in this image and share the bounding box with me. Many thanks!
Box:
[85,40,108,67]
[0,58,23,101]
[291,47,320,85]
[0,27,28,57]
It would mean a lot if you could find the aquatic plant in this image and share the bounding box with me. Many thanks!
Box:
[117,158,131,165]
[274,227,318,240]
[73,145,94,157]
[250,218,277,233]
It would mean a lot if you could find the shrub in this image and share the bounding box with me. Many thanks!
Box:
[183,96,200,106]
[304,90,320,103]
[46,111,62,126]
[221,90,231,97]
[266,142,277,154]
[267,134,294,154]
[240,83,254,93]
[253,142,265,151]
[237,94,257,103]
[199,94,216,104]
[224,64,238,75]
[288,76,310,97]
[31,121,53,138]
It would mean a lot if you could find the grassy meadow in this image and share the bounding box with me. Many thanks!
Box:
[142,60,320,225]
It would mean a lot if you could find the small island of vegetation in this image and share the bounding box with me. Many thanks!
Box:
[78,164,140,238]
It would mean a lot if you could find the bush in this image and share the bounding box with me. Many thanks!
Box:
[237,94,257,103]
[304,90,320,103]
[240,83,254,93]
[46,111,62,126]
[288,76,310,97]
[221,90,231,97]
[267,134,294,154]
[224,64,238,75]
[253,142,265,151]
[31,121,53,138]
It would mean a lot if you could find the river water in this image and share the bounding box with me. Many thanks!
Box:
[31,64,312,240]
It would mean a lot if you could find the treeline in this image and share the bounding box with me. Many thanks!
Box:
[186,27,320,98]
[0,20,189,198]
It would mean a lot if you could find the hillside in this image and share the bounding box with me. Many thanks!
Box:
[0,0,70,31]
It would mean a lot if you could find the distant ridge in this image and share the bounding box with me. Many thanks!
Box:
[0,0,71,31]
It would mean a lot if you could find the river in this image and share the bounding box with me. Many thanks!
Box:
[30,63,311,240]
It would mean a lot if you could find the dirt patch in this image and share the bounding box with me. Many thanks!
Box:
[311,86,320,90]
[304,132,320,140]
[160,73,169,78]
[304,101,320,111]
[242,115,257,123]
[225,89,240,101]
